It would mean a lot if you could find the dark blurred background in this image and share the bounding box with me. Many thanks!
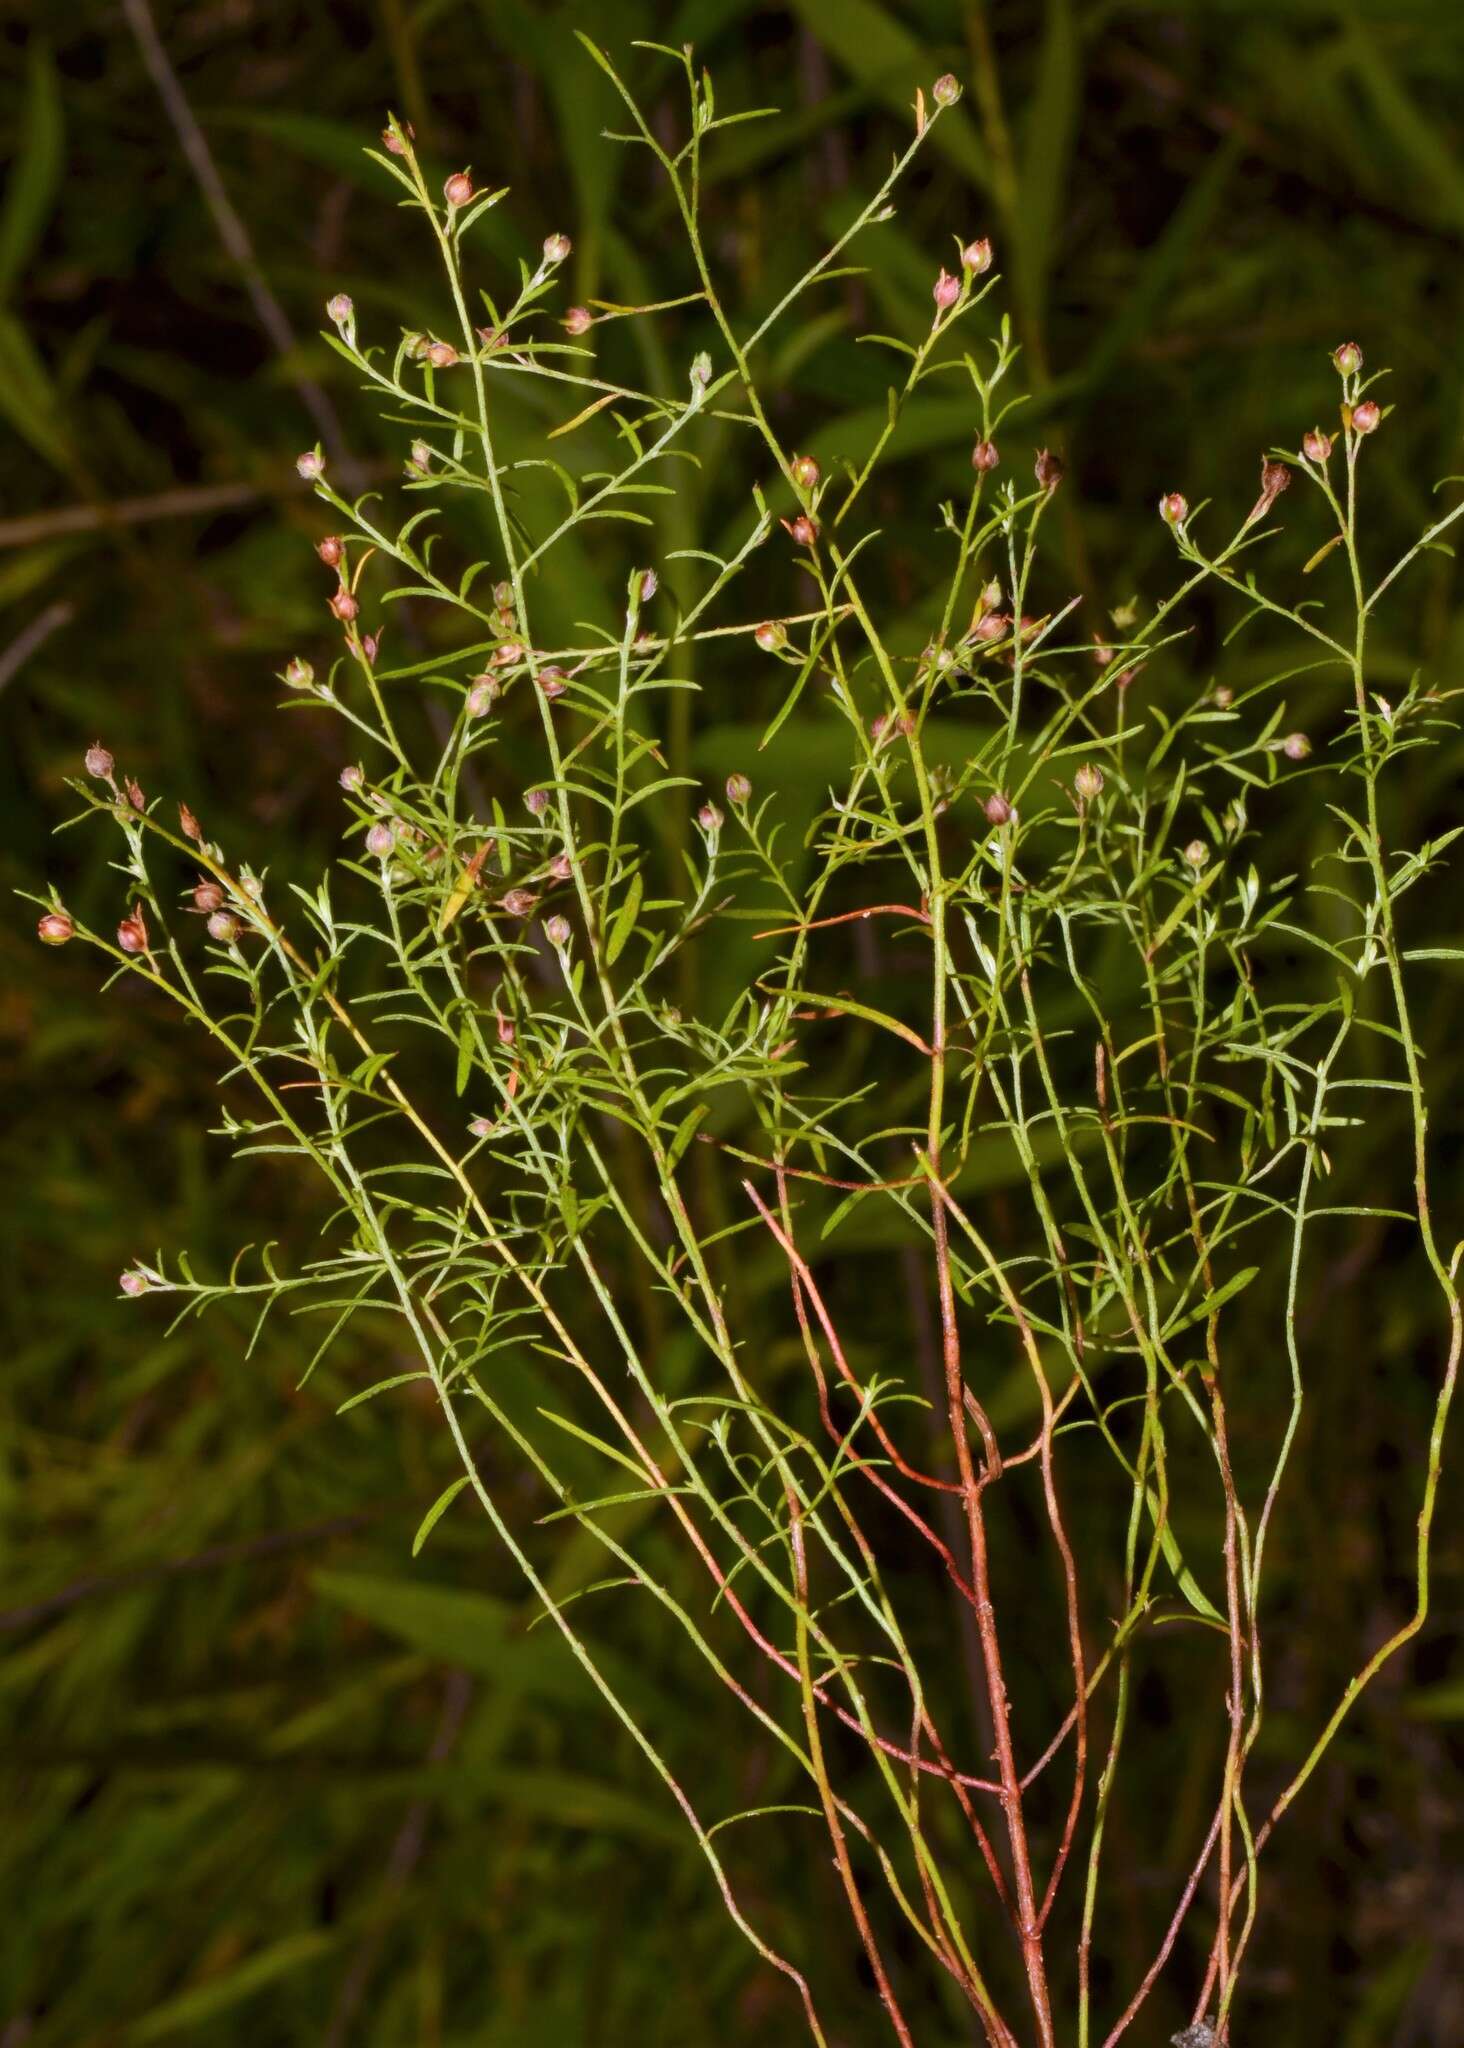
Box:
[3,2,1463,2042]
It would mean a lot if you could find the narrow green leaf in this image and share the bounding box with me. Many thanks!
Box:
[412,1475,471,1556]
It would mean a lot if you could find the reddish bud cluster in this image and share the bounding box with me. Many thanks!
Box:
[37,910,73,946]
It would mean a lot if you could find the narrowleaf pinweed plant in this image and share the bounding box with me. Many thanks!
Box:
[32,43,1462,2047]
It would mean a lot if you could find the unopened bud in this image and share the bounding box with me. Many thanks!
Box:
[207,910,240,944]
[1332,342,1363,376]
[932,73,962,107]
[690,350,712,389]
[972,438,1000,473]
[1302,428,1333,463]
[962,237,993,275]
[317,535,344,567]
[296,447,325,481]
[784,512,819,548]
[525,788,549,815]
[382,119,414,157]
[791,453,820,491]
[548,852,573,881]
[754,620,787,653]
[698,801,723,831]
[329,589,359,622]
[1183,839,1210,870]
[1258,457,1292,504]
[444,170,474,208]
[326,293,354,327]
[543,233,572,264]
[537,666,568,699]
[638,568,658,602]
[119,1269,149,1297]
[117,907,149,954]
[726,772,752,806]
[85,742,115,781]
[497,1012,516,1046]
[466,678,498,717]
[426,340,459,369]
[1213,686,1234,707]
[340,764,365,792]
[193,879,224,913]
[366,821,395,857]
[126,778,146,812]
[1074,763,1104,802]
[500,888,537,918]
[494,640,524,667]
[37,910,73,946]
[283,657,315,689]
[1160,492,1188,526]
[1035,449,1064,492]
[933,267,960,312]
[406,439,432,476]
[564,306,593,336]
[178,802,202,842]
[972,611,1010,642]
[544,914,571,947]
[468,1115,494,1139]
[1282,731,1311,761]
[1351,399,1381,434]
[984,792,1012,826]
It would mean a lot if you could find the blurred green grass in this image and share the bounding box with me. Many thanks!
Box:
[3,2,1463,2042]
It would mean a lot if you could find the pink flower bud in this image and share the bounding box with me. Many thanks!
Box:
[726,772,752,806]
[698,801,723,831]
[971,611,1010,642]
[933,267,961,312]
[932,73,961,106]
[193,879,225,913]
[444,170,474,208]
[178,803,202,843]
[1333,342,1363,376]
[426,341,459,369]
[1074,763,1104,803]
[117,907,149,955]
[1351,400,1381,434]
[537,666,568,699]
[296,448,325,481]
[494,640,524,667]
[500,888,537,918]
[563,306,593,336]
[984,792,1012,826]
[1303,428,1333,463]
[1183,839,1210,870]
[1160,492,1188,526]
[37,910,73,946]
[791,453,820,491]
[548,853,573,882]
[283,656,315,689]
[1213,686,1234,708]
[317,535,344,567]
[382,120,414,157]
[126,778,146,812]
[497,1012,516,1046]
[119,1269,149,1297]
[784,513,819,548]
[638,568,657,602]
[207,910,240,943]
[366,822,395,857]
[1282,731,1311,761]
[525,788,549,815]
[962,237,993,275]
[754,621,787,653]
[542,233,572,265]
[85,743,115,781]
[1035,448,1064,491]
[326,293,353,327]
[466,679,497,717]
[329,589,359,622]
[468,1116,494,1138]
[971,438,1000,473]
[544,914,571,947]
[340,764,364,792]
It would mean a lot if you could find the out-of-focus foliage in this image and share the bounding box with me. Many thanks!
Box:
[2,4,1462,2044]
